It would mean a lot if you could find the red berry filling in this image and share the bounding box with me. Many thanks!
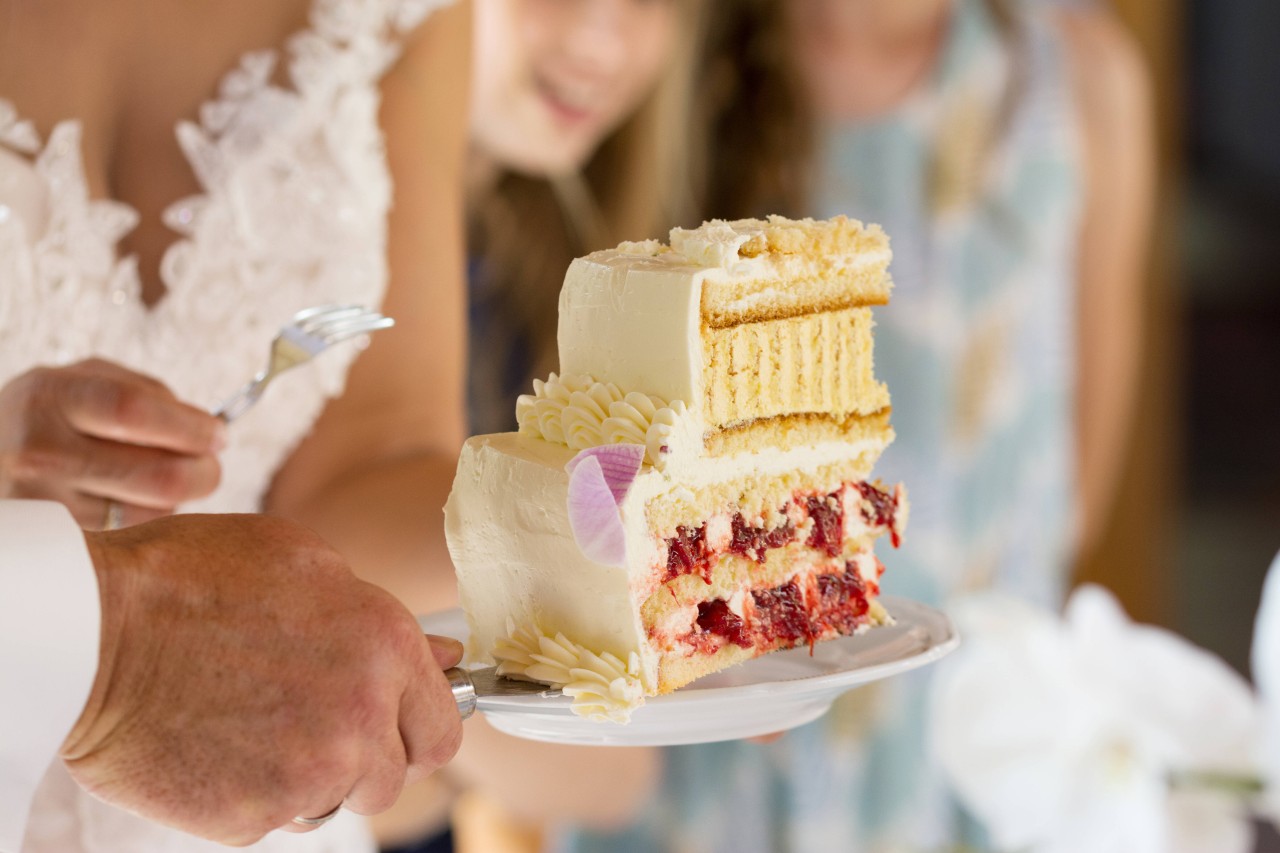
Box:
[855,482,901,548]
[665,523,711,583]
[816,564,870,635]
[661,481,902,584]
[728,513,797,563]
[805,494,844,557]
[752,582,811,643]
[695,599,751,647]
[690,560,876,653]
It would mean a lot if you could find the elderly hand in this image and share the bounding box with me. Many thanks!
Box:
[0,359,225,529]
[62,513,464,845]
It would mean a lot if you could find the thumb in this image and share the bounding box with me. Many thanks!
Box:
[424,634,464,670]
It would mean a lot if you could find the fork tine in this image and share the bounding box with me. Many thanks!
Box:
[291,304,359,324]
[297,305,368,333]
[316,316,396,344]
[318,314,395,337]
[319,307,385,323]
[308,308,390,333]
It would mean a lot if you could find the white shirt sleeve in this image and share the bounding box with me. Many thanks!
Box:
[0,501,100,852]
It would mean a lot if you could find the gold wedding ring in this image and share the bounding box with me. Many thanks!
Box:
[103,500,125,531]
[291,803,342,827]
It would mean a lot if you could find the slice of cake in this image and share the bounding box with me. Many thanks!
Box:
[445,216,906,722]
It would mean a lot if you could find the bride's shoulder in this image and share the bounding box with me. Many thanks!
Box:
[390,1,469,81]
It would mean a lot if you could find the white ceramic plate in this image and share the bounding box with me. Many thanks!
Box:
[419,596,958,746]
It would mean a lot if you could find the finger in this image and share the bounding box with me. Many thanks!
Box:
[276,802,346,835]
[399,663,464,788]
[342,731,408,816]
[275,774,353,835]
[72,493,171,531]
[70,435,221,508]
[70,358,171,396]
[424,634,464,669]
[60,374,226,455]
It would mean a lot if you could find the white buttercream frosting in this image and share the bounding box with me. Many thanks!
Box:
[557,249,708,411]
[615,239,664,256]
[668,218,764,268]
[492,622,644,723]
[516,372,700,470]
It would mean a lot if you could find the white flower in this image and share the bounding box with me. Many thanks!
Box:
[1252,550,1280,822]
[931,584,1262,853]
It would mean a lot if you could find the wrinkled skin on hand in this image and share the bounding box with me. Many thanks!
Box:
[64,514,464,845]
[0,359,225,529]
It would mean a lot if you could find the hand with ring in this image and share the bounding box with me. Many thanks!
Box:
[0,359,225,529]
[62,514,465,845]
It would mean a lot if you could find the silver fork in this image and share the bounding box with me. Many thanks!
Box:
[214,304,395,422]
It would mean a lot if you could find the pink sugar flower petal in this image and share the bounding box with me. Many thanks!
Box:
[565,444,645,506]
[566,455,628,566]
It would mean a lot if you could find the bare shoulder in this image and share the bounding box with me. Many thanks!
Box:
[394,0,472,77]
[1049,4,1152,129]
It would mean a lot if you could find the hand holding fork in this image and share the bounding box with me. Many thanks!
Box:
[105,304,394,527]
[0,304,394,529]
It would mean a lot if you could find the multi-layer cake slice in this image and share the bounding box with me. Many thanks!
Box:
[445,216,907,721]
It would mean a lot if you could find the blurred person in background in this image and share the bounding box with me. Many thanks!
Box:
[561,0,1155,851]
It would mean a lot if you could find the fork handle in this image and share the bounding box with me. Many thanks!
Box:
[213,374,269,423]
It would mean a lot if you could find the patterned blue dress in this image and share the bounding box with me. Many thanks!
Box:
[556,0,1082,849]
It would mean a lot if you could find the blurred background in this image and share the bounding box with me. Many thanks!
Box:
[1090,0,1279,841]
[1086,0,1278,668]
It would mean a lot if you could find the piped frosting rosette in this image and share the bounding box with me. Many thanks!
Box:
[492,622,645,723]
[515,373,699,472]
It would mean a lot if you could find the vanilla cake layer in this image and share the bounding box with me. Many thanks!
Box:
[703,307,888,428]
[445,430,901,696]
[705,408,892,458]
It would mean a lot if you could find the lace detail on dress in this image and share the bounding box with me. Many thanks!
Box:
[0,100,40,153]
[3,1,453,851]
[0,0,452,517]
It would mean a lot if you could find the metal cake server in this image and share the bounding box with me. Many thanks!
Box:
[444,666,564,719]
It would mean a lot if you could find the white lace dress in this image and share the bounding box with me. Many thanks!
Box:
[0,0,450,849]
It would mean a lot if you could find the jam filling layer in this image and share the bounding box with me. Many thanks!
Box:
[682,557,882,655]
[663,481,900,584]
